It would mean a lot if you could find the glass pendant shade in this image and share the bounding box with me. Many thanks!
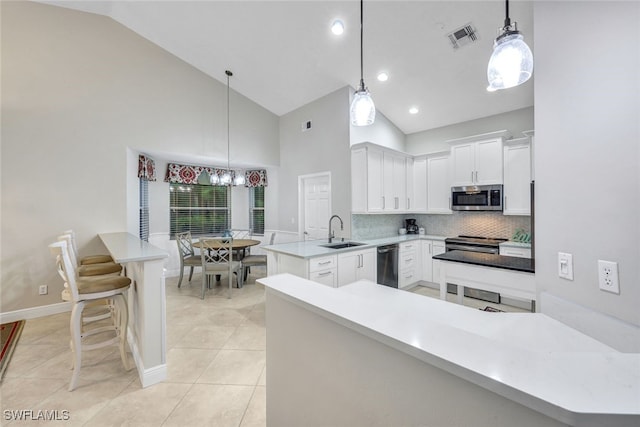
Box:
[350,88,376,126]
[487,32,533,91]
[220,171,232,185]
[233,173,245,186]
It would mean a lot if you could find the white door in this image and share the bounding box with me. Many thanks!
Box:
[300,173,331,241]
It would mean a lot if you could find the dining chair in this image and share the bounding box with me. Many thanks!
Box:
[58,234,122,277]
[242,232,276,280]
[49,240,131,391]
[175,231,202,288]
[199,237,243,299]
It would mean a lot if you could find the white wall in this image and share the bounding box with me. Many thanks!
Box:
[534,1,639,346]
[278,87,353,238]
[1,2,279,312]
[349,101,406,152]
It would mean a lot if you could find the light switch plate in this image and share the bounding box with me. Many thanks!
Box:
[558,252,574,280]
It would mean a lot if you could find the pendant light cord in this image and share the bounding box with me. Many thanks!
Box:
[503,0,511,29]
[359,0,365,91]
[225,70,232,175]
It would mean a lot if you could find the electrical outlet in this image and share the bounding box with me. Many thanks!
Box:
[558,252,574,280]
[598,260,620,294]
[39,285,48,295]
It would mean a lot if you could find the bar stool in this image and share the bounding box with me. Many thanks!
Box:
[62,229,114,265]
[58,234,122,277]
[49,240,131,391]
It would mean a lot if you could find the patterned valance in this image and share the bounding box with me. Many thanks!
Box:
[165,163,205,184]
[244,170,268,187]
[165,163,240,185]
[138,154,157,181]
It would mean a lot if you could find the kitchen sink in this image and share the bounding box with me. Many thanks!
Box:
[320,241,366,249]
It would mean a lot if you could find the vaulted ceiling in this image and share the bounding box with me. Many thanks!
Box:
[40,1,534,134]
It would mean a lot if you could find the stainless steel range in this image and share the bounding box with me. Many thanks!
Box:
[444,235,508,254]
[443,235,508,303]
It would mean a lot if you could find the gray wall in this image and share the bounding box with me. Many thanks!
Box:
[278,87,353,237]
[350,103,406,152]
[1,2,279,312]
[405,107,534,154]
[534,2,639,330]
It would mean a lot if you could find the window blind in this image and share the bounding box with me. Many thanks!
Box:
[170,183,229,237]
[250,186,265,235]
[139,179,149,242]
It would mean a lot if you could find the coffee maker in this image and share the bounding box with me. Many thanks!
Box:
[405,218,419,234]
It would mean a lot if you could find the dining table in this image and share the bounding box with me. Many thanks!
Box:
[192,238,261,259]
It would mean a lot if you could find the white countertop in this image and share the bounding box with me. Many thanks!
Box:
[99,232,168,263]
[259,274,640,425]
[263,234,445,258]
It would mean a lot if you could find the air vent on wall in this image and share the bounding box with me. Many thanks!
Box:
[447,23,478,50]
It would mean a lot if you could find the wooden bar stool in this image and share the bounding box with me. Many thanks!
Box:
[49,240,132,391]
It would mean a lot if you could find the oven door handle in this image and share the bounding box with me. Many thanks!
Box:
[446,244,498,254]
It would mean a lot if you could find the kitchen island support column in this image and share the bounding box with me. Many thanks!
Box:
[99,232,168,388]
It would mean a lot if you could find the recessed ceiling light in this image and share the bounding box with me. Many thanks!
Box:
[409,107,419,115]
[331,20,344,35]
[377,72,389,82]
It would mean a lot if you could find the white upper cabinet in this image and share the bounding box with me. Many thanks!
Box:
[449,131,509,186]
[351,143,411,214]
[426,152,452,214]
[503,137,532,215]
[384,152,407,212]
[411,156,427,212]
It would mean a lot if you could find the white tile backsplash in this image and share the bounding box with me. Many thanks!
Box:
[352,213,531,241]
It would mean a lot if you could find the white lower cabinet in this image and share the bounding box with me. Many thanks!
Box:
[422,239,446,283]
[399,242,420,289]
[337,248,376,286]
[309,255,338,287]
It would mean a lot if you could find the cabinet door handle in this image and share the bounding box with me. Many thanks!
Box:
[429,243,432,255]
[471,171,474,183]
[395,197,399,209]
[504,196,507,210]
[407,198,411,210]
[382,196,385,209]
[317,271,332,277]
[475,171,479,182]
[449,197,452,210]
[318,260,332,265]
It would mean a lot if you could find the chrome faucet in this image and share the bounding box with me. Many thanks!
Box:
[328,214,344,243]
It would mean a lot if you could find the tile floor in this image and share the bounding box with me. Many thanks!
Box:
[1,272,526,426]
[1,269,268,427]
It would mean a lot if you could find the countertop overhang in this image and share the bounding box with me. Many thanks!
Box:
[260,274,640,426]
[434,249,535,273]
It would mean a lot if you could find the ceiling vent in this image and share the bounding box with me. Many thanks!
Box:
[447,23,478,50]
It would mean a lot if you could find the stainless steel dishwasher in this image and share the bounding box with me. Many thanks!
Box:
[377,244,398,288]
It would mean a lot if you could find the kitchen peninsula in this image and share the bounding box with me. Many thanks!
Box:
[260,274,640,427]
[434,250,536,310]
[98,232,168,388]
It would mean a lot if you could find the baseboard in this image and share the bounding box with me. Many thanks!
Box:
[127,327,167,388]
[0,302,72,324]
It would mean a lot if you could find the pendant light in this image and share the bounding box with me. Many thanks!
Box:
[220,70,233,186]
[350,0,375,126]
[486,0,533,91]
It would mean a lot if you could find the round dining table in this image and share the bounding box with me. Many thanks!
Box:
[192,238,261,258]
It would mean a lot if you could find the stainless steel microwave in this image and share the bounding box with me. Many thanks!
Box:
[451,185,503,211]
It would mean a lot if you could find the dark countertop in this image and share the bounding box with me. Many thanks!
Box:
[433,250,535,273]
